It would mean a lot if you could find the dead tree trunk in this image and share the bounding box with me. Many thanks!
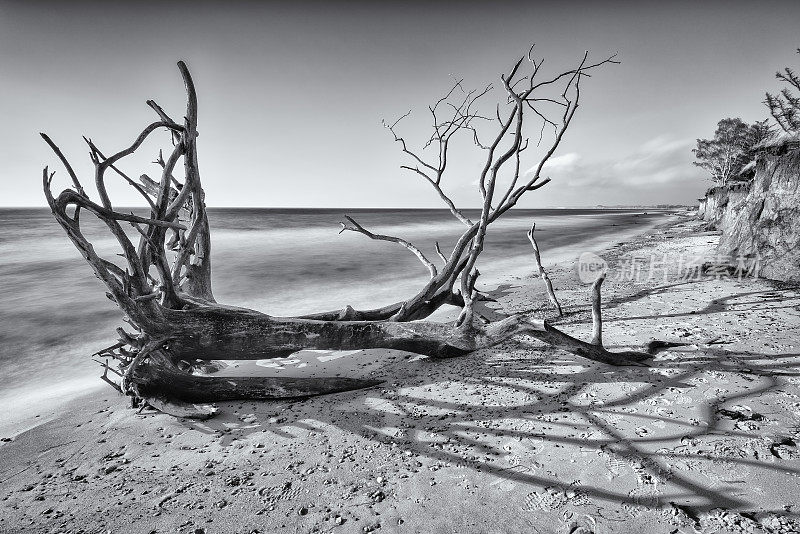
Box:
[42,51,656,416]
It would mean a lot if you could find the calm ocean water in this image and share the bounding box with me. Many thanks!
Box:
[0,207,662,423]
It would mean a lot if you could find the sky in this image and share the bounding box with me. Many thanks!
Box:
[1,0,798,208]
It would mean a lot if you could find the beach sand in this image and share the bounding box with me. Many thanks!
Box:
[2,214,800,534]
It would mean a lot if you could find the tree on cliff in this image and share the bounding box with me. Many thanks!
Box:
[41,51,660,417]
[693,118,769,184]
[765,48,800,134]
[746,120,773,158]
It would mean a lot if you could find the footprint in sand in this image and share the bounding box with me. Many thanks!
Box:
[259,481,301,504]
[603,455,627,479]
[624,485,661,516]
[560,515,597,534]
[630,456,673,484]
[523,486,590,512]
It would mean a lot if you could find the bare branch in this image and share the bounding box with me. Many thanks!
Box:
[94,121,181,209]
[385,81,493,226]
[528,52,619,93]
[83,137,157,211]
[434,241,447,264]
[383,112,439,174]
[527,222,562,316]
[40,133,86,196]
[339,215,437,278]
[43,168,161,329]
[146,99,182,129]
[53,189,185,230]
[399,165,473,226]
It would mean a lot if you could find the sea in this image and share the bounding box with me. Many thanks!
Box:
[0,207,666,432]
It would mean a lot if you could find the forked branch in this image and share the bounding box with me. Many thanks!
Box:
[341,48,617,325]
[42,60,213,315]
[339,215,438,278]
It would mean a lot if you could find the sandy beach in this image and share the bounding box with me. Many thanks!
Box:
[2,214,800,534]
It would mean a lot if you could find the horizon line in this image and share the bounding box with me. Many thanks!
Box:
[0,204,690,210]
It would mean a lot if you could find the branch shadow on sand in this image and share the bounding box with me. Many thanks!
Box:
[179,347,800,518]
[160,282,800,529]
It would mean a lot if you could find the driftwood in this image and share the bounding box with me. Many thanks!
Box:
[527,222,563,316]
[41,51,657,417]
[590,273,606,346]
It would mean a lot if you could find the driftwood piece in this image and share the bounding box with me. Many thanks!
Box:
[39,53,657,420]
[527,222,563,316]
[590,273,605,346]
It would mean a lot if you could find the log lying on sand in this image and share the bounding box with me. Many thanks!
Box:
[124,303,649,401]
[123,306,648,411]
[144,303,651,366]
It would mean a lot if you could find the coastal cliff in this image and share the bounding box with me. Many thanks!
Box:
[699,139,800,281]
[698,182,751,229]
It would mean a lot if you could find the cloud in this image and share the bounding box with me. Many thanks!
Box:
[551,136,697,190]
[456,136,704,206]
[535,152,581,173]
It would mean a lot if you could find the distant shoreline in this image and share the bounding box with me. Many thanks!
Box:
[0,206,689,211]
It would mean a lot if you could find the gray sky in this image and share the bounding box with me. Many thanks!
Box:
[1,0,798,208]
